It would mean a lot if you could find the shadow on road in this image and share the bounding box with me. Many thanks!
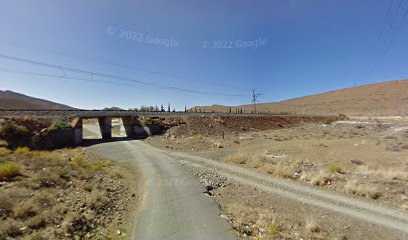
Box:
[81,137,147,147]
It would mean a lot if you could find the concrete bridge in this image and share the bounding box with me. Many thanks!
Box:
[0,109,308,146]
[71,114,163,145]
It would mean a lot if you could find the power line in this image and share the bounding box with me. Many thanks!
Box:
[251,89,261,114]
[381,0,408,58]
[0,39,248,92]
[0,67,248,95]
[369,0,408,78]
[378,0,405,57]
[0,53,250,98]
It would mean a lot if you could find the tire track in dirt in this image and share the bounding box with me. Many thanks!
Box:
[168,152,408,236]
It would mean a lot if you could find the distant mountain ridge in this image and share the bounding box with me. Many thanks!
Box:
[194,79,408,116]
[0,90,75,110]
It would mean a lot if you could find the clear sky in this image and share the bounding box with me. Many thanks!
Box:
[0,0,407,110]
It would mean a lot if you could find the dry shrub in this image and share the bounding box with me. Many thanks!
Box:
[0,194,13,217]
[0,161,20,180]
[0,121,29,137]
[70,156,111,171]
[213,141,223,148]
[264,163,275,174]
[262,161,297,179]
[345,179,381,199]
[0,140,8,148]
[265,218,280,236]
[0,220,24,238]
[274,162,296,179]
[12,201,37,219]
[28,215,47,230]
[304,215,320,233]
[225,203,280,238]
[327,163,342,173]
[356,166,408,181]
[35,169,64,188]
[301,171,331,186]
[33,193,55,209]
[225,153,249,164]
[0,147,11,155]
[14,146,31,155]
[250,158,263,168]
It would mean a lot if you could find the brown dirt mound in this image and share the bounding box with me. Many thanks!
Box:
[165,115,340,137]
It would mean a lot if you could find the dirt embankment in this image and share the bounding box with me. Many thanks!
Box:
[0,147,138,239]
[0,117,75,150]
[160,115,342,137]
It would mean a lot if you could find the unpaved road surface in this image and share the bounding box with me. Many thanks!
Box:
[87,140,237,240]
[169,152,408,235]
[85,135,408,239]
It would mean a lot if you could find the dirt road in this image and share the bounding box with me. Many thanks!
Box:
[87,140,237,240]
[168,152,408,237]
[87,140,408,239]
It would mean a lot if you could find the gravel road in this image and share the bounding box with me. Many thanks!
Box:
[87,140,237,240]
[168,151,408,237]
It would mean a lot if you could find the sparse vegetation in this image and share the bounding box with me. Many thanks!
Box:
[0,147,11,155]
[327,163,342,173]
[139,105,155,112]
[139,117,153,125]
[345,179,381,199]
[0,161,20,180]
[224,203,281,238]
[0,147,136,239]
[47,119,71,131]
[304,215,320,233]
[0,121,29,137]
[225,153,249,164]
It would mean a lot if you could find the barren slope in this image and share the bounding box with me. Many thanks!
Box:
[0,90,74,110]
[195,79,408,116]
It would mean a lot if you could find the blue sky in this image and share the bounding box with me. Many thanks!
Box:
[0,0,407,110]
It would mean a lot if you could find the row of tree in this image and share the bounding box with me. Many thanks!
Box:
[129,103,176,112]
[129,104,292,115]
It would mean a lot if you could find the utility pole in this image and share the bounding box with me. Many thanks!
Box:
[252,89,261,114]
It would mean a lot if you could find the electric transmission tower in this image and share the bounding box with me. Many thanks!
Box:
[252,89,261,114]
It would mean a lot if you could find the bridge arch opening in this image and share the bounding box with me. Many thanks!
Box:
[111,118,127,138]
[82,118,102,140]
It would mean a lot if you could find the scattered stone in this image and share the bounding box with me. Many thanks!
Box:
[242,225,252,236]
[349,159,364,165]
[219,213,230,221]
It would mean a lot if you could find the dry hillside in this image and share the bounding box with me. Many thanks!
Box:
[0,91,74,110]
[195,79,408,116]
